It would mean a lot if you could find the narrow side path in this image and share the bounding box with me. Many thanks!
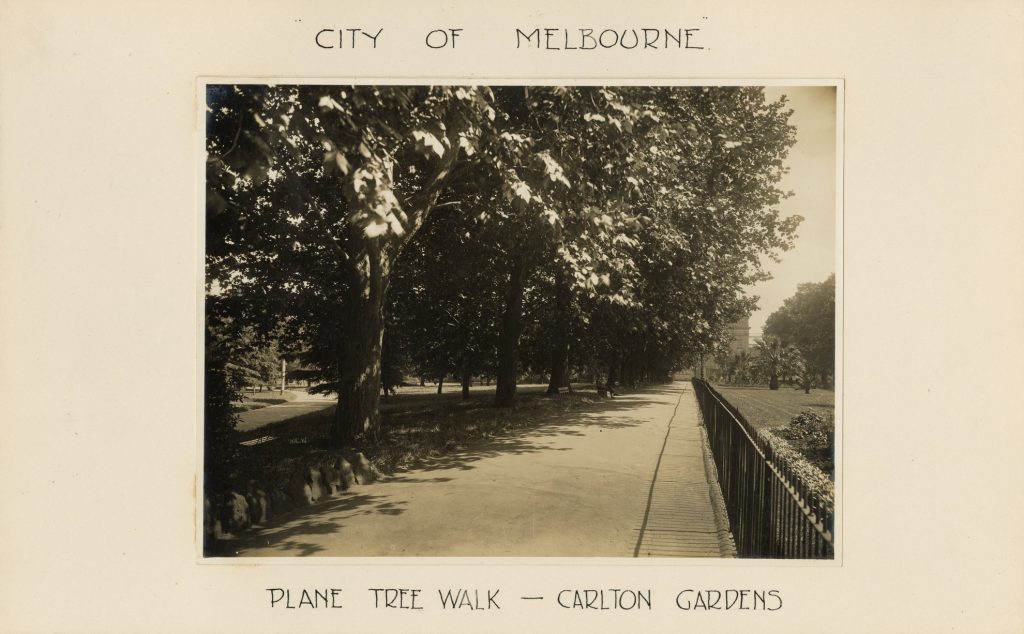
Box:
[635,384,736,557]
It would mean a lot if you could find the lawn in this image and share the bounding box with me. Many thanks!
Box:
[713,384,836,479]
[232,389,299,412]
[711,385,834,429]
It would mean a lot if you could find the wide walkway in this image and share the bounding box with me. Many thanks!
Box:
[231,382,735,557]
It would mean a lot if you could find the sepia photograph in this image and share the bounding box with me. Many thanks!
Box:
[4,0,1023,630]
[202,82,839,558]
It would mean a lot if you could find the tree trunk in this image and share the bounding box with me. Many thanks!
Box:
[547,344,567,395]
[769,371,779,390]
[546,269,571,395]
[461,355,472,400]
[332,238,389,445]
[607,354,620,390]
[325,120,462,445]
[495,251,528,407]
[437,376,444,395]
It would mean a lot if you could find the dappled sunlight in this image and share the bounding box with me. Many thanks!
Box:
[374,384,680,473]
[231,492,409,557]
[218,382,730,558]
[200,85,830,559]
[223,382,691,556]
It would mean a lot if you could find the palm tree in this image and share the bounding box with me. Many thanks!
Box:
[754,335,805,390]
[726,350,752,384]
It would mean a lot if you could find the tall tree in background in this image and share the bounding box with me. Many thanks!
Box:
[572,86,800,383]
[482,87,650,406]
[763,274,835,388]
[207,86,496,442]
[386,200,505,399]
[754,335,805,390]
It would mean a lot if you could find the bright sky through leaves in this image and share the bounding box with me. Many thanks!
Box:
[748,86,837,339]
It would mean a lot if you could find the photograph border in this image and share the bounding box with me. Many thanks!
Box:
[195,76,845,567]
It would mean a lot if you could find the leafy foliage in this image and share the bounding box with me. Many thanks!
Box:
[206,84,801,445]
[770,409,835,477]
[753,335,805,390]
[763,274,835,387]
[722,350,756,384]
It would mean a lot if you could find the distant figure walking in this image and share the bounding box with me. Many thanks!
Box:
[596,382,617,398]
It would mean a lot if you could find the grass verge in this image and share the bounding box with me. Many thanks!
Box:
[711,384,834,429]
[231,389,299,412]
[709,384,835,494]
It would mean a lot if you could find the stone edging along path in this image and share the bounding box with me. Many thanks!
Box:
[700,424,738,557]
[204,449,379,547]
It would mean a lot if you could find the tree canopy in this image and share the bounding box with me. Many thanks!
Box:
[205,84,801,446]
[763,274,835,387]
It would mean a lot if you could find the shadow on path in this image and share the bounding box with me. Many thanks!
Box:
[226,383,687,556]
[400,386,679,473]
[217,493,409,557]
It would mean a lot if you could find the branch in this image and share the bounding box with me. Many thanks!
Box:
[394,126,465,250]
[207,114,245,164]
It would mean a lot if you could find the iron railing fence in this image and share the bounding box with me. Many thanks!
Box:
[692,379,834,559]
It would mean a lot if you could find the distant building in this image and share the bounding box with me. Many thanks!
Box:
[697,316,750,380]
[724,316,750,355]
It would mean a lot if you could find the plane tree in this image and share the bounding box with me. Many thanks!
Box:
[206,85,498,443]
[560,86,800,386]
[385,198,505,398]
